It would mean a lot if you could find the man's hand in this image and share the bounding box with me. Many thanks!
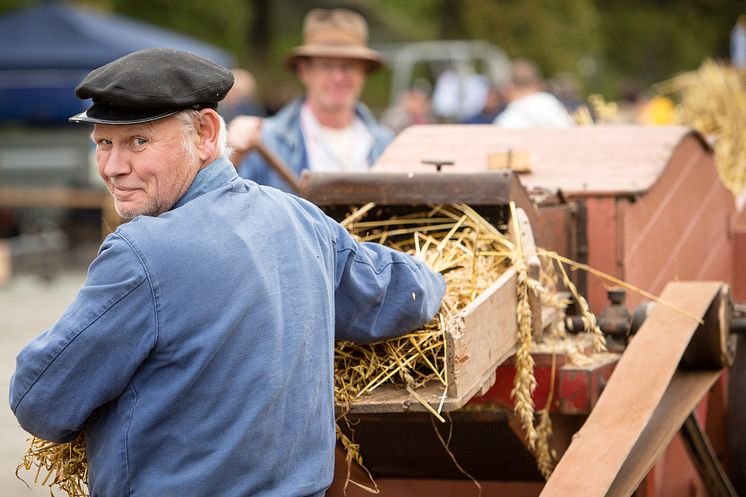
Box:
[227,115,264,167]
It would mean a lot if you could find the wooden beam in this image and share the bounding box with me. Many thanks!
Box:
[539,281,723,497]
[0,187,123,239]
[299,170,516,206]
[0,187,108,209]
[606,370,721,497]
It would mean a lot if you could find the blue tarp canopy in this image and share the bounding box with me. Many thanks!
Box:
[0,3,235,124]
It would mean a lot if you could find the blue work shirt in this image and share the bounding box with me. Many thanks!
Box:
[237,98,394,192]
[9,158,445,497]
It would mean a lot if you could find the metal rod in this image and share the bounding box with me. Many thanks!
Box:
[731,317,746,335]
[679,412,738,497]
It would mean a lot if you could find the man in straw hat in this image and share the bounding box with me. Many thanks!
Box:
[228,8,394,191]
[10,48,444,496]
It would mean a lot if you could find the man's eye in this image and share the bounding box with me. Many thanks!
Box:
[134,138,148,146]
[96,139,112,146]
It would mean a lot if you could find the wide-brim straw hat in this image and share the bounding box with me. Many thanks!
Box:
[285,9,384,74]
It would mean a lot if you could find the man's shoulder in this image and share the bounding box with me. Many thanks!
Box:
[257,99,306,161]
[263,98,304,133]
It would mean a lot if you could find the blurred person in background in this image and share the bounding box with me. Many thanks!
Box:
[548,71,582,113]
[461,84,506,124]
[493,58,574,128]
[431,65,490,122]
[731,14,746,68]
[228,8,394,191]
[380,78,434,133]
[220,68,265,121]
[637,95,675,125]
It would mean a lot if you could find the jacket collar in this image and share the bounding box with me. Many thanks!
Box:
[173,157,238,210]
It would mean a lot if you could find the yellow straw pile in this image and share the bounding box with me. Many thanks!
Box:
[334,203,514,409]
[17,433,87,497]
[656,60,746,195]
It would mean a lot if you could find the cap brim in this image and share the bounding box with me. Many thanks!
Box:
[69,103,182,125]
[286,45,384,73]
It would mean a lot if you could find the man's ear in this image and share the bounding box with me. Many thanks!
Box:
[195,109,221,161]
[296,59,311,86]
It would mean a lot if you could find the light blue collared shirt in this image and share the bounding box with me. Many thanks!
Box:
[237,98,394,191]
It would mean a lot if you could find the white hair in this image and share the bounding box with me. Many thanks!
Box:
[176,109,232,161]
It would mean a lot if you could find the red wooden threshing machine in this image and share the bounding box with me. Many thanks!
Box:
[296,124,745,497]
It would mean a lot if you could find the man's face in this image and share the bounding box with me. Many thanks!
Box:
[298,57,367,114]
[93,115,200,219]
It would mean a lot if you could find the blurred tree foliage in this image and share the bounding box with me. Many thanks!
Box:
[1,0,743,108]
[461,0,602,79]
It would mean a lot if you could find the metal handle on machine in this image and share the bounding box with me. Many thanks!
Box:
[255,142,302,194]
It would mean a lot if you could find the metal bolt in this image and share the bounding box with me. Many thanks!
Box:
[421,159,454,172]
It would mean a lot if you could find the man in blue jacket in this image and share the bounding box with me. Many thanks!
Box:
[228,9,394,191]
[9,48,445,497]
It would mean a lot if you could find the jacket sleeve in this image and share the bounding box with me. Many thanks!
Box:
[331,221,446,343]
[9,234,157,443]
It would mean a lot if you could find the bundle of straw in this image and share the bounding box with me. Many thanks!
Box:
[334,203,515,410]
[656,60,746,195]
[17,433,88,497]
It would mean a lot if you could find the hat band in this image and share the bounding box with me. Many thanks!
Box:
[304,28,366,48]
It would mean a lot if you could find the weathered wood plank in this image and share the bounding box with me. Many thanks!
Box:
[0,187,108,209]
[539,281,723,497]
[300,170,515,206]
[343,267,519,413]
[606,370,721,497]
[448,266,518,400]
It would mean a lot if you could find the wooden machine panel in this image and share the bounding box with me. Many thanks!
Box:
[369,124,742,311]
[300,172,532,413]
[348,267,519,413]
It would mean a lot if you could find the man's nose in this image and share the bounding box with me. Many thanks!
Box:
[101,146,131,177]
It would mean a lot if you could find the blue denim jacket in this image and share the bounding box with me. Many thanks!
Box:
[237,98,394,191]
[10,158,445,497]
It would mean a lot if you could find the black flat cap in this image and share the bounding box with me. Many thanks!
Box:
[69,48,234,124]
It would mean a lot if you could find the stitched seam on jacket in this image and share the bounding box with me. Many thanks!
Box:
[124,382,139,497]
[116,233,160,496]
[116,233,159,349]
[335,246,419,276]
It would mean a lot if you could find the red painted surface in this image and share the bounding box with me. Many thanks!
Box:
[619,136,736,310]
[372,124,740,309]
[584,197,622,313]
[328,472,543,497]
[735,232,746,303]
[733,190,746,303]
[340,125,743,496]
[579,134,737,311]
[468,353,617,415]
